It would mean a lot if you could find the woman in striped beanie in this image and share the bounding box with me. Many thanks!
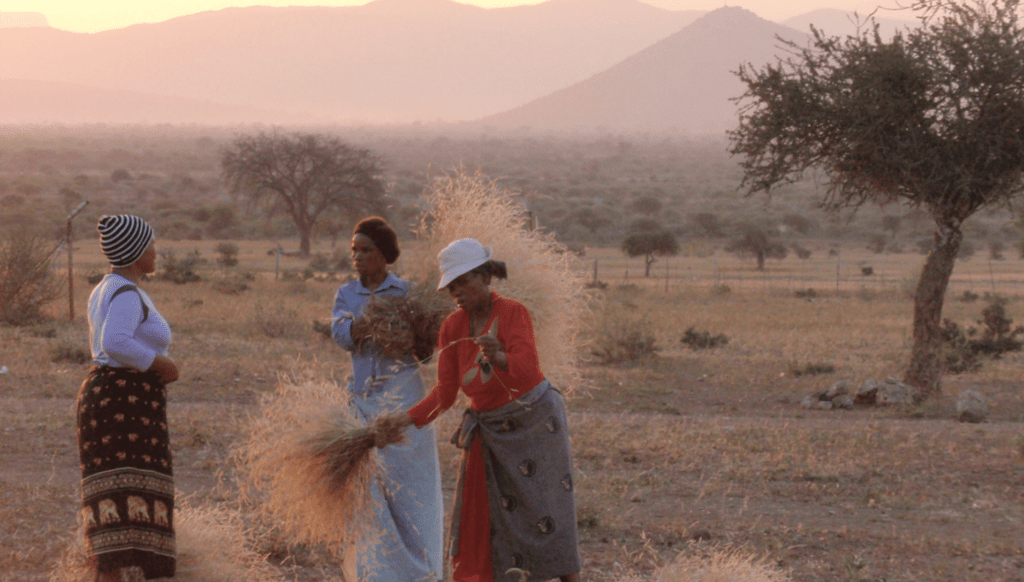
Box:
[76,215,179,581]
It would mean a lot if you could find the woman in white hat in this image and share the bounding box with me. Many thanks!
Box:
[374,238,582,582]
[78,215,178,581]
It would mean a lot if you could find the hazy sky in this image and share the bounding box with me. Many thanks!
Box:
[7,0,909,33]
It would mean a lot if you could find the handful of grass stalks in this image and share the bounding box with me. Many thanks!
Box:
[359,283,451,361]
[234,375,404,555]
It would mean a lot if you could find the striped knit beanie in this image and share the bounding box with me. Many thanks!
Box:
[97,215,154,268]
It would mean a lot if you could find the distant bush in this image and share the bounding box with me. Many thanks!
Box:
[942,296,1024,373]
[590,316,658,364]
[867,234,888,254]
[110,168,132,183]
[212,278,248,295]
[0,228,62,325]
[158,249,202,284]
[51,342,91,364]
[215,242,239,268]
[308,250,351,272]
[794,288,817,299]
[680,327,729,350]
[959,290,980,303]
[709,283,731,297]
[788,362,835,376]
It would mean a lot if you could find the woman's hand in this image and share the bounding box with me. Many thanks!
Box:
[474,335,508,371]
[372,412,414,448]
[148,355,179,384]
[350,316,371,344]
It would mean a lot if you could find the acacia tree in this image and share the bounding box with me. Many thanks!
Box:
[725,225,788,271]
[730,0,1024,399]
[621,219,679,277]
[222,132,386,257]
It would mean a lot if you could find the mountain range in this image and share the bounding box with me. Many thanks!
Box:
[0,0,914,134]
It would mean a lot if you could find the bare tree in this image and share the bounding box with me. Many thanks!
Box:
[222,131,386,257]
[730,0,1024,399]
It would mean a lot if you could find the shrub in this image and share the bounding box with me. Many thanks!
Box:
[215,242,239,268]
[788,362,835,376]
[941,319,982,373]
[709,283,731,297]
[158,249,201,284]
[960,290,980,302]
[0,228,62,325]
[680,327,729,350]
[941,296,1024,373]
[50,343,91,364]
[308,250,351,272]
[590,316,658,364]
[867,234,888,254]
[212,279,248,295]
[973,297,1024,357]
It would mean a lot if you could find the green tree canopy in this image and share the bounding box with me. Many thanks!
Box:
[725,225,788,271]
[621,222,679,277]
[730,0,1024,399]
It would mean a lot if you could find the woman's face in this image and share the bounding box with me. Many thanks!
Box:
[135,243,157,275]
[446,270,491,312]
[351,233,387,281]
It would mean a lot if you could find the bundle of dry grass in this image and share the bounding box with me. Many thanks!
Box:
[409,170,589,392]
[359,283,449,362]
[234,374,402,555]
[50,502,284,582]
[616,548,792,582]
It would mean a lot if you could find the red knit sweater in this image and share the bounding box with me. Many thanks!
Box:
[409,292,545,427]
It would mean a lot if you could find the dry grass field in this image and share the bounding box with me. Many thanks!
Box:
[2,239,1024,582]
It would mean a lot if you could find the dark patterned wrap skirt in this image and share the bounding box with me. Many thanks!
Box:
[76,365,175,579]
[450,380,581,582]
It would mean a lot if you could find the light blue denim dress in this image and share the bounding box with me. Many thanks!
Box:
[332,273,444,582]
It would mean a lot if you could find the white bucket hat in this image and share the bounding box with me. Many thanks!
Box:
[437,238,493,290]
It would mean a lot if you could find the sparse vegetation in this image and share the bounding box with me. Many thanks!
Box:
[942,296,1024,373]
[591,316,659,364]
[0,227,62,325]
[680,327,729,350]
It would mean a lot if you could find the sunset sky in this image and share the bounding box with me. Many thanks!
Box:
[7,0,911,34]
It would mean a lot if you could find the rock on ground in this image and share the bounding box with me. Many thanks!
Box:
[956,390,989,423]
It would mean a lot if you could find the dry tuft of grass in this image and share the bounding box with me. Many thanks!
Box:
[233,374,383,555]
[50,501,284,582]
[616,548,792,582]
[411,170,590,392]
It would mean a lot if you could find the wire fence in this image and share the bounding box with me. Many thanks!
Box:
[583,247,1024,299]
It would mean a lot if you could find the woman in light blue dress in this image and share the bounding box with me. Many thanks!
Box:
[331,217,444,582]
